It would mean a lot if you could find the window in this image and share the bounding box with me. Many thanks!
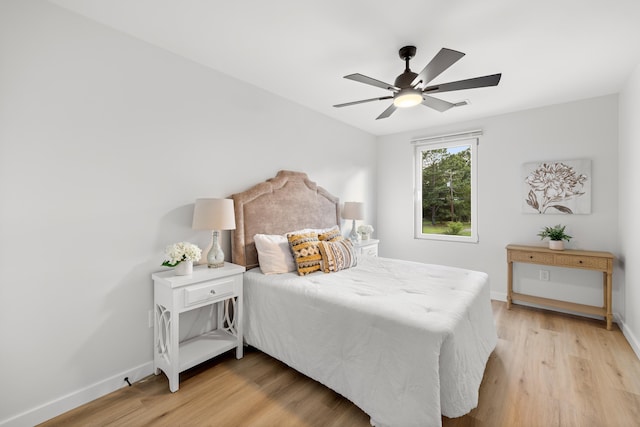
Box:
[414,130,480,242]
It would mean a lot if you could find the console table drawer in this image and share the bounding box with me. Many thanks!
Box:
[554,255,609,270]
[509,251,554,264]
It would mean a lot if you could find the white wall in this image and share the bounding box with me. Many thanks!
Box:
[377,96,620,314]
[619,64,640,357]
[0,1,376,425]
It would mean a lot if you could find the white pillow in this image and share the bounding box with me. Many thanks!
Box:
[254,234,296,274]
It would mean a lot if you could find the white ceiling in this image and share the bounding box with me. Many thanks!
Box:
[49,0,640,136]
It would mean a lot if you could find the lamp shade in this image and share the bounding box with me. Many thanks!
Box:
[342,202,364,220]
[192,198,236,230]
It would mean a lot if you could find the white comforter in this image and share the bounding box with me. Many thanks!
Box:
[243,256,497,427]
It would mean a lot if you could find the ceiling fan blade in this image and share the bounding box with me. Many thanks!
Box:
[344,73,399,92]
[333,96,393,108]
[376,103,397,120]
[421,95,456,112]
[423,73,502,94]
[411,48,465,89]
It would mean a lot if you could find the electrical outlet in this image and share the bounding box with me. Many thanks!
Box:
[539,270,550,281]
[148,309,154,328]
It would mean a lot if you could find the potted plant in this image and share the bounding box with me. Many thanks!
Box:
[537,224,572,250]
[162,242,202,275]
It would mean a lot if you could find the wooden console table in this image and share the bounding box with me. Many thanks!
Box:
[506,244,614,330]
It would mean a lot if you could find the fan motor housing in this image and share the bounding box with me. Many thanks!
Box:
[395,71,418,89]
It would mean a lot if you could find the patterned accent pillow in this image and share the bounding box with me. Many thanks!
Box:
[318,226,343,242]
[318,239,357,273]
[287,232,322,275]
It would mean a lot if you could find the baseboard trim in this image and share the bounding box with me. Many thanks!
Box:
[616,314,640,361]
[0,361,154,427]
[491,291,507,301]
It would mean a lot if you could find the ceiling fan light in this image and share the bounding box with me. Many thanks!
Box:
[393,89,423,108]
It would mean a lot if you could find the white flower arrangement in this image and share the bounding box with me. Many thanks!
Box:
[357,224,374,235]
[162,242,202,267]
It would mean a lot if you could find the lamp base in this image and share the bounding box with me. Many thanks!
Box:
[207,230,225,268]
[348,219,360,243]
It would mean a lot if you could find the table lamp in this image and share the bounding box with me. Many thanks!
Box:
[192,198,236,268]
[343,201,364,242]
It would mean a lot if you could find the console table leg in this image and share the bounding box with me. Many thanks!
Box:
[507,261,513,309]
[605,272,613,330]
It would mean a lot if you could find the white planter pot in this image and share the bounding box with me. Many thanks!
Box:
[175,260,193,276]
[548,240,564,251]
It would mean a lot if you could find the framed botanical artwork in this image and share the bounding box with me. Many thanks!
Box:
[522,159,591,214]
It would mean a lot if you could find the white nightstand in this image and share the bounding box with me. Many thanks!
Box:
[354,239,379,257]
[152,262,245,392]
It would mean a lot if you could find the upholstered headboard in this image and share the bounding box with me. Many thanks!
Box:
[231,170,340,269]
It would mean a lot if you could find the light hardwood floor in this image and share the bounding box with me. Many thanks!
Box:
[40,301,640,427]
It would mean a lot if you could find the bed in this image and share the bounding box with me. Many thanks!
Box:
[231,170,496,427]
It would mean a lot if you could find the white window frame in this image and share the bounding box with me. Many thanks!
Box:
[413,130,481,243]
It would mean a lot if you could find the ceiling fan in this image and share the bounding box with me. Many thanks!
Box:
[333,45,502,120]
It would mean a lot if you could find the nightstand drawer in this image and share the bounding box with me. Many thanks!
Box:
[184,278,235,307]
[554,255,609,270]
[361,245,378,256]
[509,251,554,264]
[355,239,379,258]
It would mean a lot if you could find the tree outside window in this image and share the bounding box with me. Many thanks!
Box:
[415,138,478,242]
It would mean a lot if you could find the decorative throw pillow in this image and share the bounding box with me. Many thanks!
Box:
[289,226,339,237]
[318,226,343,242]
[254,234,296,274]
[318,239,357,273]
[287,232,322,275]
